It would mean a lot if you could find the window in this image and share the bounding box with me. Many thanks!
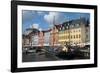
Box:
[62,26,65,30]
[74,35,75,39]
[68,35,69,39]
[59,27,61,31]
[79,29,80,32]
[64,31,66,34]
[76,35,78,38]
[76,24,79,27]
[62,31,64,34]
[59,36,61,39]
[66,36,67,39]
[66,26,68,29]
[79,34,81,38]
[71,35,72,39]
[65,36,66,39]
[62,36,64,39]
[64,36,65,39]
[71,25,74,28]
[86,28,88,32]
[86,35,88,38]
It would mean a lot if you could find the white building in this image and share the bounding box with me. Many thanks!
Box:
[31,34,39,46]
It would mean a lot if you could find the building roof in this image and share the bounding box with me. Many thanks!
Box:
[24,28,39,36]
[55,17,90,31]
[42,29,51,33]
[23,17,90,37]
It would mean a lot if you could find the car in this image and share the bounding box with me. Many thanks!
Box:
[25,47,37,54]
[27,49,36,53]
[38,51,45,55]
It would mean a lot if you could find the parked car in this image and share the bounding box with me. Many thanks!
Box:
[25,47,36,54]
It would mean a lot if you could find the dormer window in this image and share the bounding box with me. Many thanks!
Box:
[71,25,74,28]
[76,24,79,27]
[68,23,69,26]
[59,27,61,30]
[62,26,65,30]
[66,26,68,29]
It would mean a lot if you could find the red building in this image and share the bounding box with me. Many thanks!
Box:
[38,31,44,47]
[50,26,59,46]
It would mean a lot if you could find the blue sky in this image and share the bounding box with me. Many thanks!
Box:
[22,10,90,33]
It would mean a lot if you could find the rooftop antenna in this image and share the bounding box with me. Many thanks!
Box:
[68,16,70,46]
[53,15,55,27]
[80,14,83,19]
[52,15,55,47]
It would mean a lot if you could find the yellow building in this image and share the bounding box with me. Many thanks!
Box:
[55,18,90,46]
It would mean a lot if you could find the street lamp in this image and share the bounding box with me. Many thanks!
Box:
[67,18,70,46]
[39,28,44,47]
[52,16,55,47]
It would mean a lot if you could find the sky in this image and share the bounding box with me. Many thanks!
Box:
[22,10,90,33]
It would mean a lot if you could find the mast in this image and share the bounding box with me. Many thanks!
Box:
[53,16,55,47]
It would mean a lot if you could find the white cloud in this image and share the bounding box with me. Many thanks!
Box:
[22,10,36,15]
[39,28,42,31]
[37,11,45,15]
[22,10,36,22]
[44,12,62,27]
[32,23,39,29]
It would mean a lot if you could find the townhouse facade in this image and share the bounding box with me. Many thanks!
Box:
[22,17,90,47]
[54,18,90,46]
